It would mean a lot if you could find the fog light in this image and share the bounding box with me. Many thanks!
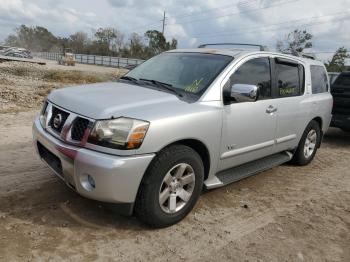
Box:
[80,173,96,191]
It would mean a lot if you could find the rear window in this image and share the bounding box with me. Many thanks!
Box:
[334,74,350,87]
[311,66,329,93]
[276,62,302,97]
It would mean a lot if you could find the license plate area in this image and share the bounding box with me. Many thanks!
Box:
[37,142,63,177]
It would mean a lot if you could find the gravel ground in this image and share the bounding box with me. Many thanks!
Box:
[0,61,349,261]
[0,60,127,113]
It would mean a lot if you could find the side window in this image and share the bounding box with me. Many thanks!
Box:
[228,57,272,100]
[311,65,329,93]
[275,62,302,97]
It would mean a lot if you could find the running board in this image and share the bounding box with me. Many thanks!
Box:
[206,152,292,189]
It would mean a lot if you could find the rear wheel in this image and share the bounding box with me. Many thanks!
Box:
[135,145,204,228]
[292,120,321,165]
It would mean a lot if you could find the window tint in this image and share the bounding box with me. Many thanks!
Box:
[311,65,329,93]
[228,57,272,99]
[276,62,301,97]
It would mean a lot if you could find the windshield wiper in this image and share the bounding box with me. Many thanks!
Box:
[139,78,183,97]
[119,76,139,84]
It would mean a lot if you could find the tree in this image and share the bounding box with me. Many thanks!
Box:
[144,30,178,57]
[4,25,58,51]
[128,33,146,58]
[69,31,88,53]
[4,34,19,47]
[93,27,124,55]
[325,47,349,72]
[277,29,313,55]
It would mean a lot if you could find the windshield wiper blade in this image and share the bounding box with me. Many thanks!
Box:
[119,76,139,84]
[139,78,183,97]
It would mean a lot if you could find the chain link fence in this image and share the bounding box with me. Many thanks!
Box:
[32,52,145,68]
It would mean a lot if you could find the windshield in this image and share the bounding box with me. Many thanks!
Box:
[125,52,233,97]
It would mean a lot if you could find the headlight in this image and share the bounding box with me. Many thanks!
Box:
[88,117,150,150]
[39,101,49,128]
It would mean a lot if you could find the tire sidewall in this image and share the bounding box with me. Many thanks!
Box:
[295,121,321,165]
[137,145,204,227]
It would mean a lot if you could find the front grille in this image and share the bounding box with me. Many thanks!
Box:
[71,117,90,141]
[37,142,63,176]
[49,107,69,133]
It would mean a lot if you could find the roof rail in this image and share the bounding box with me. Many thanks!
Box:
[198,43,269,51]
[299,53,316,60]
[281,51,317,60]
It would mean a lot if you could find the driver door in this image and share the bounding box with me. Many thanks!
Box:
[219,56,278,171]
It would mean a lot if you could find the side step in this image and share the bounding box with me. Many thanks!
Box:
[216,152,292,186]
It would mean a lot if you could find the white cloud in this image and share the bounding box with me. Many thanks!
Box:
[0,0,349,61]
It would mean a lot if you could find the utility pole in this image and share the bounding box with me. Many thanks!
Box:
[162,11,166,35]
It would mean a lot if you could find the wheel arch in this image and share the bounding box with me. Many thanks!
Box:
[311,116,324,148]
[312,116,323,130]
[156,139,211,181]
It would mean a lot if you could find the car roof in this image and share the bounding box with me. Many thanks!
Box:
[166,48,325,66]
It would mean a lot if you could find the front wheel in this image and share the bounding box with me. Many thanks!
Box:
[292,120,321,166]
[135,145,204,228]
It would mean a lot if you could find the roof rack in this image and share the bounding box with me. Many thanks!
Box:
[198,43,269,51]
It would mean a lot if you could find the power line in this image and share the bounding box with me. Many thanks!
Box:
[188,15,350,40]
[166,0,300,27]
[170,0,260,20]
[129,0,260,32]
[191,10,350,38]
[127,0,299,33]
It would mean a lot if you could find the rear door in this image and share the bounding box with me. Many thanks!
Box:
[270,57,307,153]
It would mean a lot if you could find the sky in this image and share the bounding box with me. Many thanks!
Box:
[0,0,349,61]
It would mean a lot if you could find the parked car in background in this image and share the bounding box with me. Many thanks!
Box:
[328,72,340,85]
[33,45,332,227]
[330,72,350,132]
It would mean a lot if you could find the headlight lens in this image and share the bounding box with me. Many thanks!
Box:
[88,117,149,150]
[39,101,48,128]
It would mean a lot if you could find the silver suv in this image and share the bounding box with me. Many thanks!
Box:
[33,46,332,227]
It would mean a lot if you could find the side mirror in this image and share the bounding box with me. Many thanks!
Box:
[229,84,259,103]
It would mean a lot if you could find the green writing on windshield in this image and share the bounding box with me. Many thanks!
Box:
[185,78,203,93]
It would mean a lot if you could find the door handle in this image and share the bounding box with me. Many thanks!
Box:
[266,105,277,114]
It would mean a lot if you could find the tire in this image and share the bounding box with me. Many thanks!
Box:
[292,120,321,166]
[135,145,204,228]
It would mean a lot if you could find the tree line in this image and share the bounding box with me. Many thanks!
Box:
[4,25,349,71]
[4,25,177,59]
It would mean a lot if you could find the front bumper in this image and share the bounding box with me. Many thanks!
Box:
[331,114,350,130]
[32,117,155,213]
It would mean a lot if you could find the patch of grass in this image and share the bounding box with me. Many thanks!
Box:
[35,84,57,97]
[43,70,114,84]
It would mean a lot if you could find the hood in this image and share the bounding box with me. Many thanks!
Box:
[48,82,187,120]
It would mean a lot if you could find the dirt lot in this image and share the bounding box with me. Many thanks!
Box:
[0,62,349,261]
[0,59,126,113]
